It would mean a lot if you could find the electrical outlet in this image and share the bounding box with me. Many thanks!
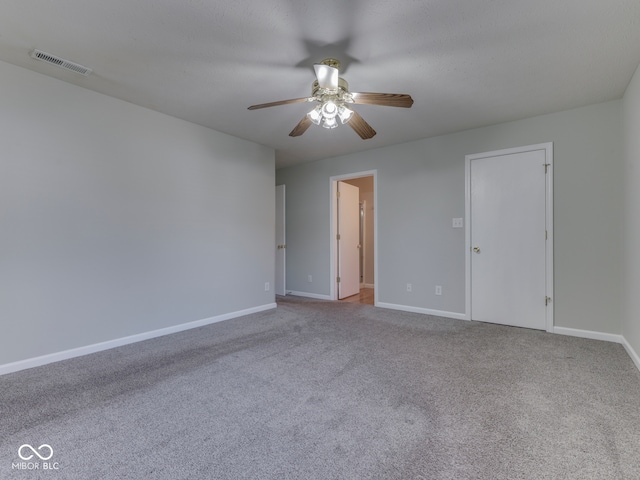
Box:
[435,285,442,296]
[265,282,270,291]
[406,283,412,292]
[308,275,313,283]
[452,218,464,228]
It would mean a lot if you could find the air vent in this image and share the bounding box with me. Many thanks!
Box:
[30,49,93,76]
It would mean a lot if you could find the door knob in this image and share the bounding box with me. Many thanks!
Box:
[473,246,480,253]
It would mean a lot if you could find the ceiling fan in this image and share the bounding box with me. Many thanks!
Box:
[247,58,414,139]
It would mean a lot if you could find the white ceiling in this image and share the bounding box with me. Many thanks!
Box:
[1,1,639,168]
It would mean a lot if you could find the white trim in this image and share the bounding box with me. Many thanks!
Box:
[361,199,367,287]
[465,142,554,330]
[363,283,375,289]
[464,156,471,321]
[548,327,640,373]
[546,143,554,332]
[622,336,640,372]
[286,291,332,300]
[552,326,622,344]
[377,302,468,321]
[275,184,286,296]
[0,303,276,376]
[329,170,378,305]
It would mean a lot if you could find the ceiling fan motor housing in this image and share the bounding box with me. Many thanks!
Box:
[319,58,341,69]
[311,77,352,101]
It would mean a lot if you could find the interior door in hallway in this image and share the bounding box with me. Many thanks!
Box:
[469,145,552,330]
[275,184,286,296]
[338,181,360,299]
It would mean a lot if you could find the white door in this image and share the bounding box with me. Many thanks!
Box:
[469,146,551,330]
[338,181,360,299]
[275,185,286,296]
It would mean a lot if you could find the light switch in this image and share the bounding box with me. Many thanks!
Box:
[452,218,463,228]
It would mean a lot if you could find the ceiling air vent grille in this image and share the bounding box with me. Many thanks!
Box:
[30,49,93,76]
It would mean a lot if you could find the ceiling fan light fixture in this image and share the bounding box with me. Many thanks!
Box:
[322,116,338,129]
[247,57,412,138]
[307,105,322,125]
[321,100,338,118]
[308,100,345,129]
[338,105,354,124]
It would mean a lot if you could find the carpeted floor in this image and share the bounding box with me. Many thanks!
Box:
[1,295,640,479]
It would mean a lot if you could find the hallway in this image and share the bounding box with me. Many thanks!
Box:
[340,287,374,305]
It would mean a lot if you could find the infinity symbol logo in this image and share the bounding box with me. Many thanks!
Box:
[18,444,53,461]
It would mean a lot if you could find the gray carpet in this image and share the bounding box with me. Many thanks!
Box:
[1,296,640,479]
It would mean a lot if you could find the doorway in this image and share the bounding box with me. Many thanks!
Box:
[330,171,377,305]
[465,143,553,331]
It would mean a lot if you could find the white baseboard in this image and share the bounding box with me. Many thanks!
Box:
[376,302,468,321]
[0,303,277,376]
[286,291,332,300]
[6,302,638,377]
[552,327,640,373]
[621,336,640,372]
[552,326,623,344]
[363,284,375,289]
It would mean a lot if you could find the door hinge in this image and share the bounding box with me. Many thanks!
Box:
[544,163,551,173]
[545,296,552,306]
[337,276,341,283]
[336,234,341,240]
[337,191,341,198]
[545,230,548,240]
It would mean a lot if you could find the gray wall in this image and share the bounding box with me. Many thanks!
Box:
[623,63,640,358]
[277,100,624,334]
[0,61,275,366]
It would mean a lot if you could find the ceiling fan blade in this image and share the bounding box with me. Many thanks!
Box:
[248,97,309,110]
[289,116,313,137]
[314,64,339,90]
[348,111,377,139]
[351,92,414,108]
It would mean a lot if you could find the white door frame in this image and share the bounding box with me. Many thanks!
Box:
[275,184,286,296]
[464,143,554,331]
[360,200,368,287]
[330,170,378,304]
